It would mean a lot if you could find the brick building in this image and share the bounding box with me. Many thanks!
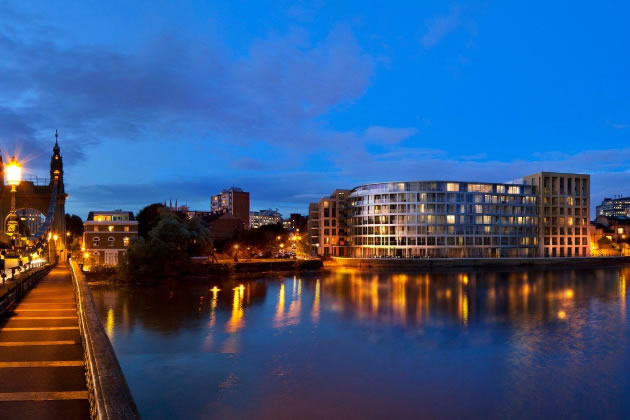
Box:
[211,187,250,229]
[83,210,138,266]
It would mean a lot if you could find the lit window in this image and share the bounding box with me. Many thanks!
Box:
[618,228,624,234]
[447,215,455,224]
[108,226,114,232]
[508,186,520,194]
[447,183,459,192]
[496,185,505,193]
[94,226,99,232]
[123,237,130,247]
[124,226,130,232]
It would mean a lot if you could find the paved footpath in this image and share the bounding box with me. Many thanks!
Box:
[0,266,90,419]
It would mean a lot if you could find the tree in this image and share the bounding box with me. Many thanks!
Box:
[119,208,213,283]
[136,203,166,238]
[65,214,84,237]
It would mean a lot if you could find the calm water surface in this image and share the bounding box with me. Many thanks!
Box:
[90,266,630,419]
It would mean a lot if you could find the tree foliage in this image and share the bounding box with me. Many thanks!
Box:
[136,203,167,238]
[119,209,213,283]
[65,214,84,237]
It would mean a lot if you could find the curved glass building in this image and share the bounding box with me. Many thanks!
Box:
[348,181,538,258]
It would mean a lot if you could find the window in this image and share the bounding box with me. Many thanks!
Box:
[123,237,130,247]
[92,237,100,247]
[108,237,115,247]
[124,226,130,232]
[447,215,455,224]
[108,225,114,232]
[94,226,99,232]
[447,183,459,192]
[496,185,505,193]
[507,186,520,194]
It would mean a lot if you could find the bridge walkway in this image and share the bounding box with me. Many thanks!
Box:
[0,266,89,419]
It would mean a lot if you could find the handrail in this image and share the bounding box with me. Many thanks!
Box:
[0,264,53,317]
[69,259,139,420]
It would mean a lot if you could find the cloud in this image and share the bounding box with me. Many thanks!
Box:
[421,7,462,48]
[66,145,630,217]
[0,10,375,164]
[364,126,418,144]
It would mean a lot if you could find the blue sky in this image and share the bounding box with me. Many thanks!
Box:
[1,0,629,219]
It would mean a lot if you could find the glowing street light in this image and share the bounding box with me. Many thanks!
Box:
[233,244,239,262]
[6,156,22,187]
[6,156,22,247]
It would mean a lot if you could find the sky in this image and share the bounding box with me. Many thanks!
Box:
[1,0,629,219]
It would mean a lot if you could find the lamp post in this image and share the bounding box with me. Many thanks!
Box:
[233,244,239,262]
[5,156,22,250]
[52,234,59,263]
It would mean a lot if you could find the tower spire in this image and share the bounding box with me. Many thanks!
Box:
[55,129,58,146]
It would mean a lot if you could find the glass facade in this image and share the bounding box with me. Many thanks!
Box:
[348,181,538,258]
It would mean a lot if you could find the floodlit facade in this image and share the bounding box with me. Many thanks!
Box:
[308,203,320,254]
[308,173,591,258]
[83,211,138,266]
[349,181,538,258]
[520,172,590,257]
[308,190,350,256]
[596,196,630,217]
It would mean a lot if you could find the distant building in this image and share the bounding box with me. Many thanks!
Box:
[211,187,250,229]
[17,209,44,235]
[596,197,630,217]
[250,209,282,229]
[83,210,138,266]
[202,213,244,241]
[590,215,630,256]
[288,213,308,232]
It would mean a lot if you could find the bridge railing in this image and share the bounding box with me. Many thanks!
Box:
[0,264,53,317]
[69,259,139,420]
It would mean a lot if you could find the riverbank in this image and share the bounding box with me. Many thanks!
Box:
[204,258,323,275]
[328,256,630,271]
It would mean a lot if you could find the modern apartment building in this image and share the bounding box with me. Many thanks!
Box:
[250,208,282,228]
[596,196,630,217]
[83,210,138,266]
[308,189,350,256]
[308,173,590,258]
[308,203,320,254]
[519,172,590,257]
[210,187,250,229]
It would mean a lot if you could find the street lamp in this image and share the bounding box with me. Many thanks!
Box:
[5,156,21,249]
[233,244,239,262]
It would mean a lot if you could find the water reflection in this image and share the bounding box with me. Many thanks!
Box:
[91,267,630,337]
[90,266,630,419]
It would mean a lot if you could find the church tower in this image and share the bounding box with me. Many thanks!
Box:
[50,130,64,192]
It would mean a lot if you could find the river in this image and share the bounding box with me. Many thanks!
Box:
[90,266,630,419]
